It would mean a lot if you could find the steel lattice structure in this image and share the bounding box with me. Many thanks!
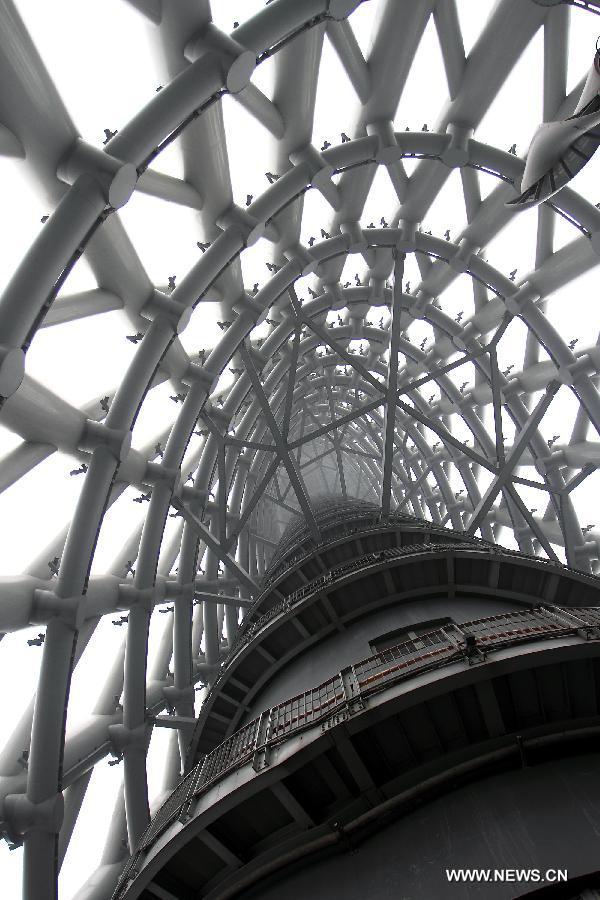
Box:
[1,0,600,897]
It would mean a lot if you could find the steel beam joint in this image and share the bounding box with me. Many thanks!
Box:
[4,793,64,836]
[80,420,132,462]
[32,590,86,631]
[57,138,138,209]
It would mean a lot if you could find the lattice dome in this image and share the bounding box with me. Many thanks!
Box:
[1,0,600,897]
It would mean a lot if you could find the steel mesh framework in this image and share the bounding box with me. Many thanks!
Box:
[1,0,600,897]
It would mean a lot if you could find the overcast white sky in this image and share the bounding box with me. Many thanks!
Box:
[0,1,599,897]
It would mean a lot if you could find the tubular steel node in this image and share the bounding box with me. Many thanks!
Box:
[1,0,600,898]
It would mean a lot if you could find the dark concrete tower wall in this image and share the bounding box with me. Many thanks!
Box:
[111,504,600,900]
[190,501,570,764]
[195,499,592,743]
[248,755,600,900]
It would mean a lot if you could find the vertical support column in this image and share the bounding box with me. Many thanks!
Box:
[203,514,220,668]
[224,602,239,647]
[381,251,405,515]
[21,438,119,900]
[173,582,195,763]
[248,531,258,581]
[121,600,151,850]
[237,529,251,623]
